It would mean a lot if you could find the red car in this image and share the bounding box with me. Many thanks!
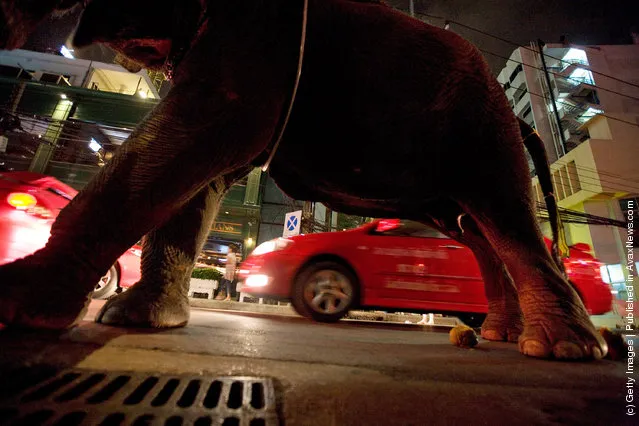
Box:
[239,219,613,326]
[0,171,141,299]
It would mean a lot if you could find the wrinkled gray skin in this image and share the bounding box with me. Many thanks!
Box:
[0,0,607,360]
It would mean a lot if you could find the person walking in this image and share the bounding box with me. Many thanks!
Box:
[216,245,238,301]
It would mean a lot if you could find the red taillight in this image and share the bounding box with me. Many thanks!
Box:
[7,192,37,210]
[6,192,52,219]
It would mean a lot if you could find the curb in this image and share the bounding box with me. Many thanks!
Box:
[188,298,460,327]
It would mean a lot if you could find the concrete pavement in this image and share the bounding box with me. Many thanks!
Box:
[0,299,633,426]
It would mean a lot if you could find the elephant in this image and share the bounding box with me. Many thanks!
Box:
[0,0,607,360]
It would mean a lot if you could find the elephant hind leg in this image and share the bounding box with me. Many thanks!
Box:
[456,194,607,360]
[96,169,249,328]
[455,216,522,342]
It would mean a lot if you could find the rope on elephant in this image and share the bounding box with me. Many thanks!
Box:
[261,0,310,172]
[456,213,466,234]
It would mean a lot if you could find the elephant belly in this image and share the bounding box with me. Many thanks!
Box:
[268,160,437,218]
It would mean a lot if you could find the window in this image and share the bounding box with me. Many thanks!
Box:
[566,161,581,192]
[40,72,62,84]
[559,166,572,197]
[508,64,523,84]
[552,170,565,200]
[562,48,589,67]
[514,83,528,103]
[520,105,532,120]
[374,220,447,239]
[567,68,595,86]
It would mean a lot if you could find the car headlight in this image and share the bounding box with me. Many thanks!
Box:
[251,238,293,256]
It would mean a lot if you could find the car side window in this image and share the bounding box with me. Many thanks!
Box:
[374,220,448,239]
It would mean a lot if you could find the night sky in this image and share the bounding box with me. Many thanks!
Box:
[23,0,639,75]
[387,0,638,73]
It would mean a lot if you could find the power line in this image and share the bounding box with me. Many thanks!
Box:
[505,78,639,129]
[409,10,639,92]
[481,49,639,117]
[392,7,639,129]
[536,202,627,228]
[8,94,639,193]
[559,161,639,184]
[557,169,639,196]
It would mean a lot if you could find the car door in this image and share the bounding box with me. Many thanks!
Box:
[363,219,484,309]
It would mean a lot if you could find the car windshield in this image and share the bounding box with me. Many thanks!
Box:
[373,219,448,239]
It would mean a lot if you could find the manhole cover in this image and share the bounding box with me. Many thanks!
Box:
[0,369,279,426]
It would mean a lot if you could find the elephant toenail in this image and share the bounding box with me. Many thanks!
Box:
[520,339,552,358]
[592,346,605,360]
[481,329,505,341]
[553,342,585,359]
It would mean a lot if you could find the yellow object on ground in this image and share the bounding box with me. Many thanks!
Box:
[449,325,479,348]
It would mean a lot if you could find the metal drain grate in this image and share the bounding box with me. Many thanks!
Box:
[0,370,279,426]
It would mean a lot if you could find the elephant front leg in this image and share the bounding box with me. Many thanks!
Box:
[0,62,284,330]
[96,172,246,328]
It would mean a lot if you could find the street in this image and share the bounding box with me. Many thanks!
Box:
[0,301,631,425]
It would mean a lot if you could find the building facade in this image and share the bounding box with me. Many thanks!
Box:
[0,48,261,261]
[497,42,639,299]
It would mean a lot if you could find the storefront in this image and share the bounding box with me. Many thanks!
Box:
[197,217,258,268]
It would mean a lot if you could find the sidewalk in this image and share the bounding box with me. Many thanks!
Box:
[189,297,460,326]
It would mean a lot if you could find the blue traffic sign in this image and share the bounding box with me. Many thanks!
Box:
[287,216,299,231]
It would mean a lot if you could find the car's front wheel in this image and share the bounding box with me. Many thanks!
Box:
[291,261,358,322]
[92,264,120,299]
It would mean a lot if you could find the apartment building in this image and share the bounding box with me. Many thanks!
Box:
[498,42,639,298]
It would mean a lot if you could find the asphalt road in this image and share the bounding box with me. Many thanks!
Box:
[0,301,632,425]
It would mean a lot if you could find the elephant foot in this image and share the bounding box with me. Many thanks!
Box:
[95,281,190,328]
[480,301,523,343]
[0,258,96,330]
[518,288,608,360]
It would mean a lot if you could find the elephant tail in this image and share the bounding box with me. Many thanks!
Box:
[518,118,569,272]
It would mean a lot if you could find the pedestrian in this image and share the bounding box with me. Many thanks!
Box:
[216,244,238,301]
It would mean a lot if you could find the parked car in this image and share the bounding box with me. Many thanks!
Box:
[239,219,613,326]
[0,171,141,299]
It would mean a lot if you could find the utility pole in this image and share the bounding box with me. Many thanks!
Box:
[409,0,415,17]
[537,39,568,157]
